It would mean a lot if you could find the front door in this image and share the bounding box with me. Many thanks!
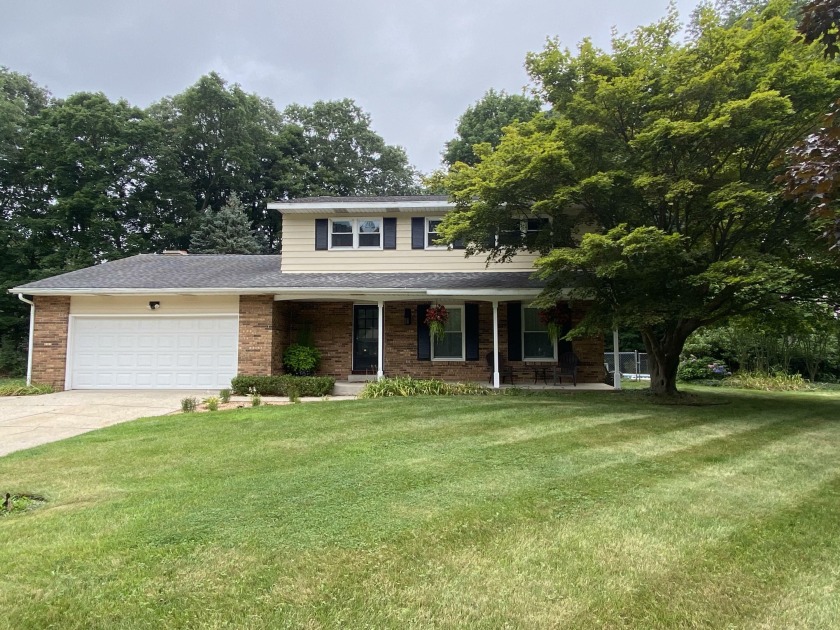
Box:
[353,305,379,372]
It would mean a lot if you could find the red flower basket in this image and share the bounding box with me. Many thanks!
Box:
[424,304,449,341]
[538,303,571,343]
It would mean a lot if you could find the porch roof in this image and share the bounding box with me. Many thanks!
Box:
[9,253,545,297]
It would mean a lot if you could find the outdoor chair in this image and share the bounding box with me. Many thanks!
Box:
[535,352,579,385]
[486,351,515,384]
[556,351,579,386]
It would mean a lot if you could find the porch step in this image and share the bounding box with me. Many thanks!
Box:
[333,381,367,396]
[347,374,377,382]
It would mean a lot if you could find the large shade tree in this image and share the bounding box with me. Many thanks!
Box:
[149,73,297,251]
[283,99,419,196]
[443,89,542,167]
[440,1,840,394]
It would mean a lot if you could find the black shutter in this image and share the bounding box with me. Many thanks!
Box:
[558,320,573,354]
[411,217,425,249]
[417,303,431,360]
[453,238,465,250]
[465,303,479,361]
[507,302,522,361]
[315,219,328,250]
[383,217,397,249]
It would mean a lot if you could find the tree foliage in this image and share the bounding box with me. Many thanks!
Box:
[780,0,840,247]
[440,0,840,394]
[283,99,419,196]
[190,193,261,254]
[0,71,421,374]
[443,89,541,166]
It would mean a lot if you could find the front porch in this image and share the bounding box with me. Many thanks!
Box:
[257,299,606,387]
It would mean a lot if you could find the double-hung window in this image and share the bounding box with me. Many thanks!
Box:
[432,305,464,360]
[329,218,382,249]
[522,306,556,361]
[426,218,444,248]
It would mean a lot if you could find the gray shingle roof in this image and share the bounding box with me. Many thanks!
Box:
[11,254,544,292]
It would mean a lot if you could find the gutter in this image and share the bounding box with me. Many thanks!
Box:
[16,294,34,386]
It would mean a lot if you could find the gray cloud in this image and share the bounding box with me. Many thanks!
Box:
[1,0,699,174]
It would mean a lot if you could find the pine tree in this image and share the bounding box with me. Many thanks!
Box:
[189,193,261,254]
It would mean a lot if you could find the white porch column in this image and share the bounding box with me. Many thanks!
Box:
[377,301,385,380]
[492,300,500,389]
[613,329,621,390]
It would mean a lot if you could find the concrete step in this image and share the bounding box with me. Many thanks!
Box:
[346,374,377,383]
[333,381,366,396]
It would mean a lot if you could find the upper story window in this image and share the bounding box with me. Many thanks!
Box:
[522,306,556,361]
[330,218,382,249]
[426,218,444,249]
[498,217,550,248]
[432,305,464,360]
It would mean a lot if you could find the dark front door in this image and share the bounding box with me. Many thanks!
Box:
[353,305,379,372]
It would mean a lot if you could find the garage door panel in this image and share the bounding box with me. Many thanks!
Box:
[70,316,238,390]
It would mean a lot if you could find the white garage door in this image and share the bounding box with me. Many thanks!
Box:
[69,316,238,389]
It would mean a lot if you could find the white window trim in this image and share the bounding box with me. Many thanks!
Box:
[431,304,466,361]
[329,217,384,250]
[425,217,448,250]
[522,305,557,362]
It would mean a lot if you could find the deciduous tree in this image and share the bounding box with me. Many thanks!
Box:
[443,89,541,167]
[441,1,840,394]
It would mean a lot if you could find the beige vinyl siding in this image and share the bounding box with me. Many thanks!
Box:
[280,213,540,273]
[71,295,240,316]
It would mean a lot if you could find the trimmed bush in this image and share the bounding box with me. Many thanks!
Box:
[358,377,490,398]
[283,345,321,376]
[230,375,335,397]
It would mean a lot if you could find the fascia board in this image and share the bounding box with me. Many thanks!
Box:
[269,200,454,213]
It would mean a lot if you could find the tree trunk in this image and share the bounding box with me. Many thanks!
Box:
[641,324,696,396]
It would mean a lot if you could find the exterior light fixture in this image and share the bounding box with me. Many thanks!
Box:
[149,301,161,310]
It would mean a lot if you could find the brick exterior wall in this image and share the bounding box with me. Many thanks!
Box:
[238,295,276,376]
[275,300,605,384]
[31,296,70,390]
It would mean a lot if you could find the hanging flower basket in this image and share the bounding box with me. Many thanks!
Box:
[424,304,449,341]
[538,303,571,344]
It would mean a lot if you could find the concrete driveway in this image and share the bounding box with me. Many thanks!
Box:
[0,390,195,457]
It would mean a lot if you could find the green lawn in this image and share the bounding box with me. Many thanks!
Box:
[1,389,839,628]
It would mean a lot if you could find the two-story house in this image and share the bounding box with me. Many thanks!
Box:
[10,195,605,391]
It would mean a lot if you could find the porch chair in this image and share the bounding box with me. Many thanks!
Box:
[486,351,515,384]
[555,351,579,386]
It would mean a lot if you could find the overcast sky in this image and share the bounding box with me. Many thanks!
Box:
[1,0,699,174]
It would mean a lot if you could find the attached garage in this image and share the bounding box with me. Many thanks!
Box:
[68,316,238,389]
[67,316,238,390]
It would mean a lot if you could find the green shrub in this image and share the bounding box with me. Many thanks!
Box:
[282,344,322,376]
[250,388,262,407]
[219,388,231,404]
[0,380,53,396]
[677,356,730,381]
[204,396,219,411]
[358,377,490,398]
[230,375,335,397]
[181,397,198,413]
[724,371,813,391]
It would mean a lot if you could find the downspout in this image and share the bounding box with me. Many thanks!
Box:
[17,294,35,386]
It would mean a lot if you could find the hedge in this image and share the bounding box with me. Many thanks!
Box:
[230,375,335,397]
